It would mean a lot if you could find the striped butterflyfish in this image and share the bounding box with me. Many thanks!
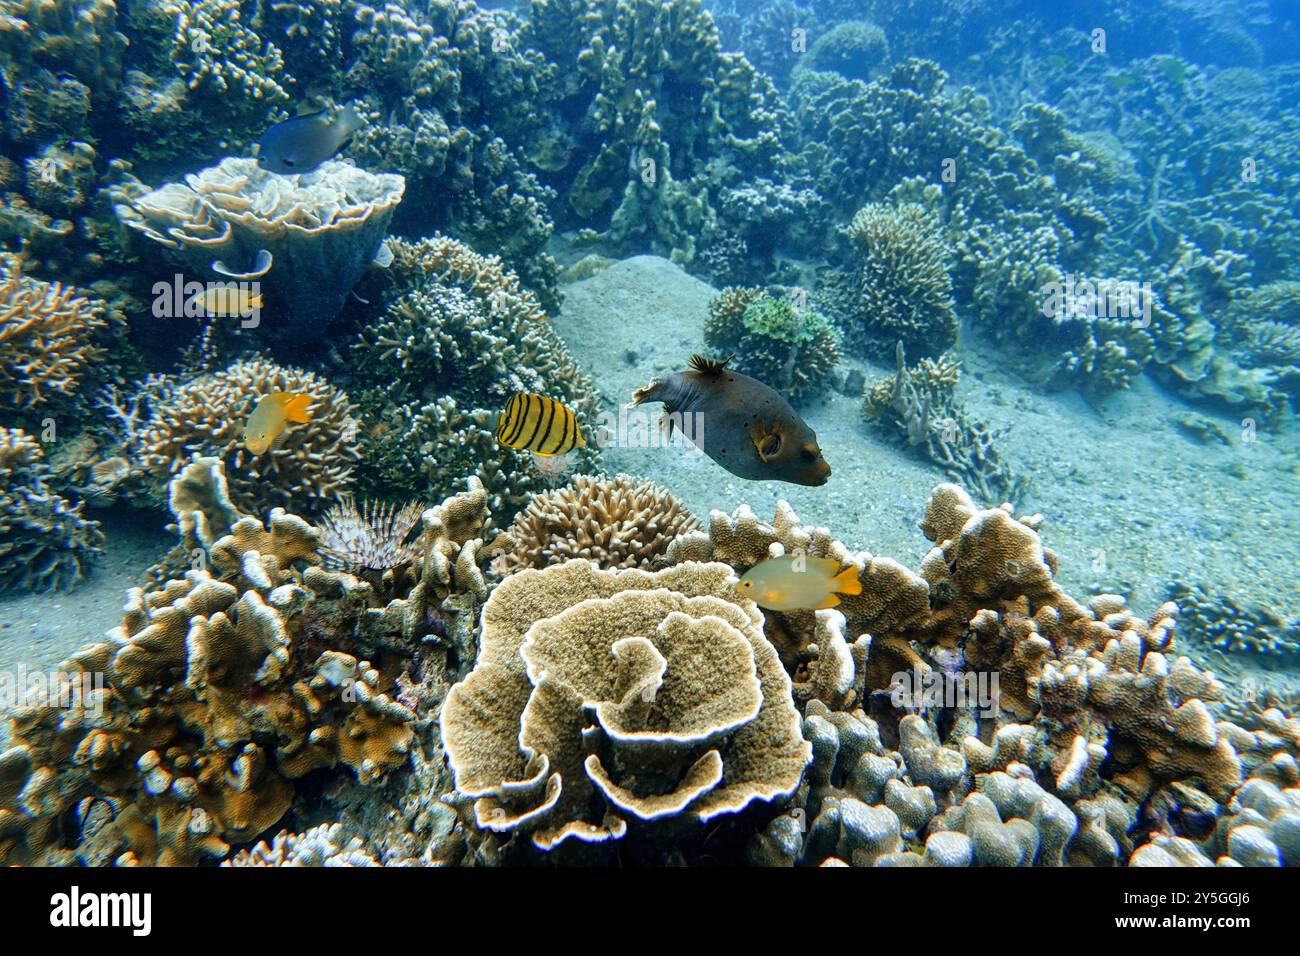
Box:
[495,392,586,456]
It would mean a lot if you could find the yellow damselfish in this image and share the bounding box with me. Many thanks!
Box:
[495,391,585,456]
[243,392,313,455]
[187,285,263,317]
[738,555,863,611]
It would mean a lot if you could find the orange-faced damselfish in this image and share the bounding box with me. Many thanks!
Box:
[630,354,831,486]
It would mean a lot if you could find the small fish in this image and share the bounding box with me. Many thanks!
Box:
[244,392,313,455]
[630,354,831,486]
[187,284,263,317]
[738,555,863,611]
[256,103,365,175]
[495,392,586,456]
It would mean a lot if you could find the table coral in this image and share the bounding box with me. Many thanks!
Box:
[500,473,700,573]
[137,356,360,518]
[114,157,404,336]
[440,559,811,858]
[0,426,102,592]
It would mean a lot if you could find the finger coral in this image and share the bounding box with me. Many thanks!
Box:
[440,559,811,858]
[0,461,495,866]
[0,252,108,408]
[0,425,103,592]
[501,473,700,573]
[137,357,360,518]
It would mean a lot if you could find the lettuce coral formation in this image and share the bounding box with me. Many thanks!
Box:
[440,559,811,858]
[704,286,842,401]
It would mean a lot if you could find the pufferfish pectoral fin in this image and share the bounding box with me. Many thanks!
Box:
[750,420,783,463]
[658,405,677,442]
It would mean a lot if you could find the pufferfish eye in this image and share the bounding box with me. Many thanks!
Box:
[761,435,782,457]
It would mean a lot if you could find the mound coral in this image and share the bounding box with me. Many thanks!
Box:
[0,426,102,592]
[440,559,811,857]
[351,236,599,519]
[137,357,360,518]
[114,157,404,335]
[704,287,842,401]
[501,474,700,573]
[0,253,108,408]
[804,20,889,83]
[837,201,957,358]
[0,460,492,866]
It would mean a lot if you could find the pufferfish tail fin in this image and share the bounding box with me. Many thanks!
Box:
[688,353,734,376]
[831,565,863,597]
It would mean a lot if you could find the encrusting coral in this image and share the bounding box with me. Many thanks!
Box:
[499,473,700,573]
[0,425,103,592]
[440,559,811,859]
[704,287,842,401]
[0,252,109,409]
[0,459,493,866]
[137,356,360,519]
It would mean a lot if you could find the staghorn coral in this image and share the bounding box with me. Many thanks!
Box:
[440,559,811,858]
[0,462,492,866]
[113,157,404,337]
[0,426,102,592]
[222,822,380,867]
[137,357,360,519]
[500,473,699,573]
[863,343,1026,505]
[0,252,108,409]
[704,287,842,401]
[837,201,957,359]
[351,235,599,519]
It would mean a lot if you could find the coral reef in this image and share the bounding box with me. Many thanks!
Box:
[351,236,599,518]
[0,461,491,865]
[704,287,842,401]
[500,473,700,573]
[0,425,102,592]
[1171,583,1300,661]
[440,559,810,858]
[137,357,360,518]
[863,344,1026,505]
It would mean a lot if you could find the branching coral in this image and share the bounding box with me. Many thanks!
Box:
[351,236,599,519]
[863,343,1026,505]
[500,473,700,573]
[0,426,102,592]
[440,559,810,858]
[137,357,360,518]
[0,252,108,408]
[704,287,842,401]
